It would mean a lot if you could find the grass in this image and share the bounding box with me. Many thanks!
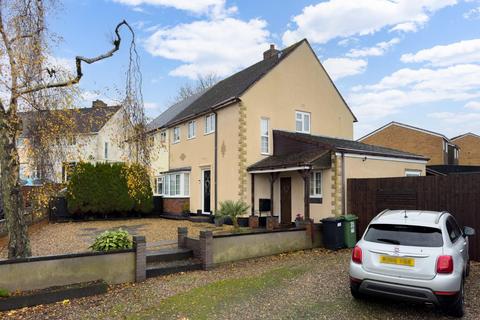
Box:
[126,266,307,320]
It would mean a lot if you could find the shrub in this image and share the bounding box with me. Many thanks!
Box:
[217,200,249,228]
[90,229,133,252]
[0,288,9,298]
[67,162,152,217]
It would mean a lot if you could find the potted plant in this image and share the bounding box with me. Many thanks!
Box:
[217,200,250,229]
[295,214,304,228]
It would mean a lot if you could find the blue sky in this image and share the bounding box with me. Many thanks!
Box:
[50,0,480,139]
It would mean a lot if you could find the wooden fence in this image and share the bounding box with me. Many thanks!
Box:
[347,174,480,261]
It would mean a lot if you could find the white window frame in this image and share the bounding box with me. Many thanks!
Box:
[161,171,190,198]
[154,176,164,195]
[405,169,422,177]
[173,127,180,144]
[19,164,28,180]
[260,118,270,155]
[309,171,322,198]
[160,131,167,143]
[295,111,311,134]
[205,113,216,135]
[187,120,196,139]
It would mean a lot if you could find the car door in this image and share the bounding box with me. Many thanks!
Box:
[446,216,468,270]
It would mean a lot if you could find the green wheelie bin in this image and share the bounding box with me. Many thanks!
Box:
[343,214,358,248]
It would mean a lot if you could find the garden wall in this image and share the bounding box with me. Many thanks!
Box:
[0,236,146,292]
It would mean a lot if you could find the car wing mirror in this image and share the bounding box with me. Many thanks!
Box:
[463,226,475,237]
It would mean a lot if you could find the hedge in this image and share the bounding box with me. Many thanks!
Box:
[67,162,153,216]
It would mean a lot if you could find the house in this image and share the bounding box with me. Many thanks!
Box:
[426,165,480,176]
[17,100,130,184]
[359,122,459,166]
[451,133,480,165]
[149,39,428,222]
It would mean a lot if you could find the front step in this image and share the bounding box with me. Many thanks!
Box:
[146,258,203,278]
[146,247,193,263]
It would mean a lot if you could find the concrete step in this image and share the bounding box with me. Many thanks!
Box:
[146,258,203,278]
[146,247,193,263]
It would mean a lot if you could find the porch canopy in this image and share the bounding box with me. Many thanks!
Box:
[247,130,428,222]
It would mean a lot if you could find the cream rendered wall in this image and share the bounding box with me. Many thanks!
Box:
[149,129,169,182]
[96,109,129,163]
[241,41,355,213]
[343,156,426,179]
[169,106,240,212]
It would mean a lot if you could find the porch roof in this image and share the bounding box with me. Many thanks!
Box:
[247,150,331,173]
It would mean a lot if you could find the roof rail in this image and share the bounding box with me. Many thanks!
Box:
[373,209,390,221]
[435,211,448,224]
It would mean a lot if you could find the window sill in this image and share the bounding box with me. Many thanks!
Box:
[296,130,310,134]
[261,152,271,156]
[204,131,215,136]
[187,136,196,140]
[162,195,190,199]
[172,141,180,144]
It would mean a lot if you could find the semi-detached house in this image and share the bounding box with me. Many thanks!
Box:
[148,39,428,223]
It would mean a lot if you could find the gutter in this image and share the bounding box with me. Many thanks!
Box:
[341,152,346,215]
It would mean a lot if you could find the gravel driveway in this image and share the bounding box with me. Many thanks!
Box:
[0,218,232,259]
[3,249,479,319]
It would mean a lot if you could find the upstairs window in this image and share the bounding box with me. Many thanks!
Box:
[205,113,216,134]
[173,127,180,143]
[188,120,196,139]
[309,171,322,197]
[295,111,310,133]
[104,142,109,160]
[260,118,269,154]
[160,131,166,143]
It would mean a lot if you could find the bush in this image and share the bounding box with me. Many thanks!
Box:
[217,200,249,228]
[0,288,9,298]
[67,162,152,217]
[90,229,133,252]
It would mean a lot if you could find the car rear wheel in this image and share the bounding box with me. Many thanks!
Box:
[350,285,363,299]
[466,260,470,277]
[442,280,464,318]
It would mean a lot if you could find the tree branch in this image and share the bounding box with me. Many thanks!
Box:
[17,20,134,96]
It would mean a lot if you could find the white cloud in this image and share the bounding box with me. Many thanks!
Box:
[282,0,457,45]
[428,111,480,125]
[337,37,359,47]
[348,64,480,119]
[346,38,400,58]
[464,7,480,19]
[113,0,237,18]
[144,18,270,79]
[389,22,419,33]
[401,39,480,66]
[322,58,367,80]
[80,90,118,106]
[465,101,480,110]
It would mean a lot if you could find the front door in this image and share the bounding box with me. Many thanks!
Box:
[280,177,292,225]
[202,169,211,213]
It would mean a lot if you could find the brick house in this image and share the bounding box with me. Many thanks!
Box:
[359,122,459,166]
[451,133,480,165]
[148,40,428,223]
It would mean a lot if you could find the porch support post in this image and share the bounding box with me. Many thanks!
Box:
[299,169,312,221]
[269,172,279,216]
[251,173,255,216]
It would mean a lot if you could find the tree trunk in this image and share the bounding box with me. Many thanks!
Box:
[0,116,31,259]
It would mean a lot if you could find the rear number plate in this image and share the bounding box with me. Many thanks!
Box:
[379,255,415,267]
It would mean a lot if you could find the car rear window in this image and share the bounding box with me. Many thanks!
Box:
[364,224,443,247]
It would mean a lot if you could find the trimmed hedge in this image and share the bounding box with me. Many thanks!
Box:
[67,162,153,216]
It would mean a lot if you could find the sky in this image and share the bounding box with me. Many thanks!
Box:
[49,0,480,139]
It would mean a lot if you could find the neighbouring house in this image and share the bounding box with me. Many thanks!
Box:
[451,133,480,165]
[426,165,480,176]
[17,100,130,184]
[149,39,428,222]
[359,122,459,166]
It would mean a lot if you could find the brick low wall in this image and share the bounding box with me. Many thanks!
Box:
[163,198,190,214]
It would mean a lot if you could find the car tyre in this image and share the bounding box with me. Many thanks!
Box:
[350,285,363,300]
[443,280,464,318]
[466,260,470,277]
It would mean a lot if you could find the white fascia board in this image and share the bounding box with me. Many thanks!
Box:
[336,152,428,164]
[249,166,310,174]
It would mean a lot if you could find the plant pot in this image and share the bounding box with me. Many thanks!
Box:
[214,217,224,227]
[237,217,249,227]
[248,216,259,228]
[295,220,303,228]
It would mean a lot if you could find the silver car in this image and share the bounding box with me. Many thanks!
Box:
[349,210,475,317]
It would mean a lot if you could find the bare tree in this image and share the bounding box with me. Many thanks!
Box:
[0,0,144,258]
[174,74,219,103]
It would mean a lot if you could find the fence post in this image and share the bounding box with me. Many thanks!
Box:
[178,227,188,248]
[199,231,213,270]
[133,235,146,282]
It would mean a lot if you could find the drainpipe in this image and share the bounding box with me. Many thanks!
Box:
[214,110,218,214]
[341,152,346,215]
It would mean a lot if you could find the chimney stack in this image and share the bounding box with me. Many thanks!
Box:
[263,44,279,60]
[92,99,107,108]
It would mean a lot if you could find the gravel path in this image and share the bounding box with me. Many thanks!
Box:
[2,249,479,319]
[0,218,232,258]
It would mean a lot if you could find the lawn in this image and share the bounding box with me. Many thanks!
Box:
[0,218,233,258]
[3,249,480,319]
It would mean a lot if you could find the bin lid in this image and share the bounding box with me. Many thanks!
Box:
[344,214,358,221]
[321,216,345,223]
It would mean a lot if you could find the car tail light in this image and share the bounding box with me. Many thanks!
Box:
[352,245,362,264]
[437,255,453,274]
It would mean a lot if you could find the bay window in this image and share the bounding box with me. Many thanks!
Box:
[160,172,190,197]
